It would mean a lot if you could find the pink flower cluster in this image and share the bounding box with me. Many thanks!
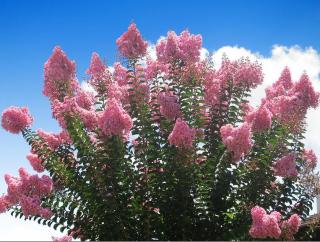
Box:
[273,153,298,177]
[43,46,78,101]
[249,206,281,239]
[52,235,73,242]
[51,90,98,131]
[245,104,273,132]
[281,214,301,240]
[86,52,111,93]
[116,23,148,59]
[265,68,319,125]
[249,206,301,239]
[204,70,221,107]
[302,148,317,169]
[157,92,180,120]
[168,118,195,148]
[156,30,202,64]
[113,62,128,86]
[98,98,133,140]
[0,168,53,218]
[27,153,44,173]
[107,81,129,102]
[216,58,263,89]
[37,129,72,150]
[220,122,253,162]
[144,59,169,81]
[1,106,33,134]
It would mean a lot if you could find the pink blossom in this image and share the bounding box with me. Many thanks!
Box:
[86,52,111,93]
[249,206,281,239]
[41,207,53,219]
[220,122,253,162]
[75,89,95,110]
[52,235,73,242]
[178,30,202,63]
[156,30,202,64]
[0,195,10,213]
[98,98,133,140]
[281,214,301,240]
[43,46,78,101]
[27,153,44,173]
[286,214,301,234]
[37,129,61,150]
[157,92,180,120]
[168,118,195,148]
[179,61,207,83]
[302,149,317,169]
[291,73,319,109]
[245,104,273,132]
[240,102,254,116]
[108,81,129,102]
[3,168,53,218]
[129,77,150,104]
[217,58,263,89]
[1,106,33,134]
[113,62,128,86]
[156,31,179,63]
[77,108,98,131]
[273,153,298,177]
[268,94,303,125]
[204,70,221,106]
[51,97,98,131]
[116,23,148,59]
[277,66,293,90]
[265,70,319,126]
[20,195,42,217]
[144,59,169,81]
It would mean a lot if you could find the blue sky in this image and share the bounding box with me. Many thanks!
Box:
[0,0,320,240]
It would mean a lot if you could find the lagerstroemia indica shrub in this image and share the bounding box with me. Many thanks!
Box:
[1,23,320,241]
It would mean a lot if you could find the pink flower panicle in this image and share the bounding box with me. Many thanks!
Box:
[43,46,78,101]
[37,129,71,150]
[249,206,281,239]
[0,195,10,213]
[144,59,169,81]
[281,214,301,240]
[220,122,253,162]
[204,70,221,106]
[107,81,129,102]
[156,30,202,64]
[217,58,263,89]
[51,96,98,131]
[157,92,180,120]
[291,73,319,109]
[1,106,33,134]
[1,168,53,217]
[273,153,298,177]
[265,69,319,126]
[116,23,148,59]
[302,149,317,169]
[113,62,128,86]
[277,66,293,90]
[98,98,133,140]
[245,104,273,132]
[52,235,73,242]
[168,118,195,148]
[75,89,95,110]
[27,153,45,173]
[86,52,111,93]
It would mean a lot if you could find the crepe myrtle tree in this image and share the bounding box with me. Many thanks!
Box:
[1,23,320,241]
